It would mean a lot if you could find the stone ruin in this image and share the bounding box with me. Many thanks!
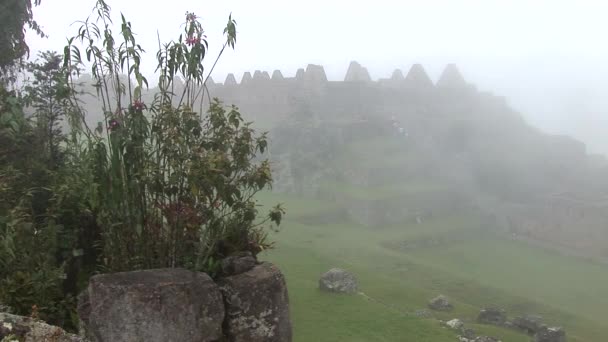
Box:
[344,60,372,82]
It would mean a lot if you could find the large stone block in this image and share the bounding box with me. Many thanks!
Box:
[218,262,292,342]
[78,268,224,342]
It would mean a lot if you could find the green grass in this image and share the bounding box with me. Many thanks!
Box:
[257,191,608,342]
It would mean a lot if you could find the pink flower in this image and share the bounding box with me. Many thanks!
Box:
[186,36,200,46]
[132,100,144,111]
[108,119,120,131]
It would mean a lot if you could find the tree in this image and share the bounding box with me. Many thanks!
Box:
[24,51,71,169]
[0,0,44,78]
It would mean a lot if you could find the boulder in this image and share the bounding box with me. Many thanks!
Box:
[534,326,566,342]
[220,251,257,276]
[477,307,507,325]
[0,312,86,342]
[475,337,502,342]
[318,268,359,294]
[446,318,464,330]
[218,262,292,342]
[428,295,453,311]
[512,314,544,335]
[78,268,224,342]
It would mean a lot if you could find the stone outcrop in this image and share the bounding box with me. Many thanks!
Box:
[318,268,359,294]
[344,61,371,82]
[0,312,86,342]
[477,307,507,325]
[218,262,292,342]
[534,326,566,342]
[512,314,544,335]
[428,295,453,311]
[78,268,225,342]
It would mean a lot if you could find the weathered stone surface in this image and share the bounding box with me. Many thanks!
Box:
[79,268,224,342]
[512,314,544,335]
[218,262,292,342]
[0,312,87,342]
[477,307,507,325]
[534,326,566,342]
[224,73,237,86]
[221,251,257,276]
[318,268,358,294]
[428,294,453,311]
[344,61,371,82]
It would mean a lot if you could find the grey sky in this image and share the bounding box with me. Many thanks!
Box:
[29,0,608,154]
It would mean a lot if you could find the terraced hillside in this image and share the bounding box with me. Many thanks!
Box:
[258,192,608,342]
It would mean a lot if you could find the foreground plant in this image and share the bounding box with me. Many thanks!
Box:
[63,0,284,273]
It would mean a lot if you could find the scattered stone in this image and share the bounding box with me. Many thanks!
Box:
[534,326,566,342]
[218,262,292,342]
[475,337,502,342]
[220,251,257,276]
[318,268,359,294]
[0,312,86,342]
[461,327,476,339]
[512,314,544,335]
[458,337,502,342]
[477,307,507,325]
[78,268,224,342]
[428,294,453,311]
[446,318,464,330]
[414,309,433,318]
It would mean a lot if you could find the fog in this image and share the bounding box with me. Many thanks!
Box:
[29,0,608,154]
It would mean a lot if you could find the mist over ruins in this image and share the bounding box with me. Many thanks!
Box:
[72,60,608,261]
